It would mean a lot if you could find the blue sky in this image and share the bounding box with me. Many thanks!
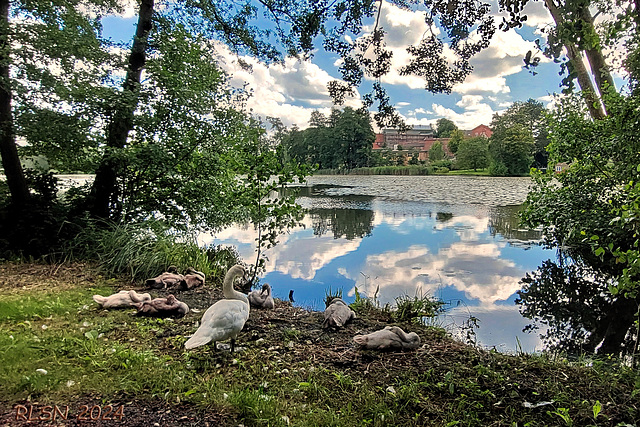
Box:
[101,1,606,131]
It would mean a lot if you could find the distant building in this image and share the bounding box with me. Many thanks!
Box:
[374,126,455,162]
[554,162,569,173]
[469,124,492,138]
[375,126,435,151]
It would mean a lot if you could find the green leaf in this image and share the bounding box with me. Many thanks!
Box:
[592,400,601,419]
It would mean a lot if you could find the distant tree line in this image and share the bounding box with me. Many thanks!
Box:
[444,99,550,176]
[280,100,549,176]
[281,107,375,171]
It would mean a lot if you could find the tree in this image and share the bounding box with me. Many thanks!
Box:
[490,99,550,169]
[455,137,489,171]
[0,0,28,206]
[488,125,534,176]
[282,107,374,171]
[2,0,629,213]
[334,107,374,170]
[447,129,465,154]
[519,89,640,355]
[87,0,154,220]
[428,141,445,162]
[499,0,627,120]
[435,118,458,138]
[233,124,309,283]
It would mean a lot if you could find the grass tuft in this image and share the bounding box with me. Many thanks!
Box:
[64,220,241,283]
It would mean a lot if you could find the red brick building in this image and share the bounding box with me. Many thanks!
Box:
[374,126,452,162]
[469,124,492,138]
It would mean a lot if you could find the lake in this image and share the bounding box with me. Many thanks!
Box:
[199,175,555,354]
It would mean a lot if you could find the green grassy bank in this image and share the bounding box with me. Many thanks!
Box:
[1,262,638,426]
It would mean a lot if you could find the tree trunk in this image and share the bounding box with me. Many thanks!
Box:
[544,0,607,119]
[578,6,615,107]
[0,0,30,206]
[589,296,639,355]
[88,0,154,219]
[565,43,606,119]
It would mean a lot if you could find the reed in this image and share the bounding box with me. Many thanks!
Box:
[64,220,241,283]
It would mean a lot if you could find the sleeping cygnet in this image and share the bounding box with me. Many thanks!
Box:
[134,294,189,318]
[247,283,275,309]
[322,298,356,329]
[93,290,151,309]
[353,326,421,350]
[145,266,185,289]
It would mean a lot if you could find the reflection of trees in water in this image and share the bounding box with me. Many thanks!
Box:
[435,212,453,222]
[488,205,543,243]
[279,184,353,198]
[517,255,639,356]
[309,207,375,240]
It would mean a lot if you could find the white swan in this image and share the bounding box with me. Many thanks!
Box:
[247,283,275,309]
[185,265,249,352]
[92,290,151,309]
[323,298,356,329]
[353,326,421,350]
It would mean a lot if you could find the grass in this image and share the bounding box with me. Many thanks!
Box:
[64,220,242,283]
[392,290,445,324]
[1,262,639,426]
[443,168,491,176]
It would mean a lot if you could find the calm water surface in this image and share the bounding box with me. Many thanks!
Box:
[201,175,555,353]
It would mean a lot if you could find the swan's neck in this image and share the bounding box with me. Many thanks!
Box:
[392,327,415,343]
[223,268,249,304]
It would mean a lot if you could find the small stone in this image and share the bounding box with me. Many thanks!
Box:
[36,369,48,375]
[386,386,396,394]
[41,325,48,330]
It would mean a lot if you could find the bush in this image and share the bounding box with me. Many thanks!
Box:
[430,159,453,169]
[489,160,509,176]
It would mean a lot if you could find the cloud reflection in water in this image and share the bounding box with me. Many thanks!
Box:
[201,182,552,353]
